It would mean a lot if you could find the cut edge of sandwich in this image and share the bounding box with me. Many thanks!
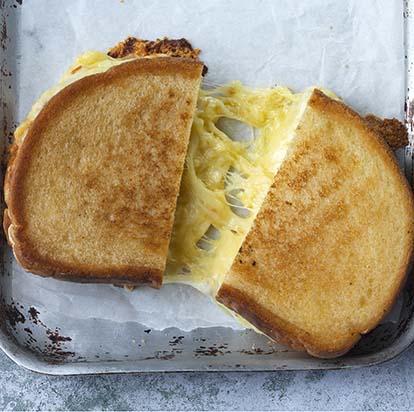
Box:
[216,89,414,358]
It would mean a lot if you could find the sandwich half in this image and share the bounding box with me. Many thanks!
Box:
[4,55,203,287]
[216,89,413,357]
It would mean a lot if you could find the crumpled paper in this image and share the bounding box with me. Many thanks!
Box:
[10,0,404,330]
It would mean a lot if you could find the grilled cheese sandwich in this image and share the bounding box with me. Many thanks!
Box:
[4,37,412,358]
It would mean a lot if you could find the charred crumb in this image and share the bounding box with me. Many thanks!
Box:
[108,36,200,59]
[122,36,137,55]
[144,329,151,334]
[148,38,194,55]
[252,260,256,266]
[107,36,208,75]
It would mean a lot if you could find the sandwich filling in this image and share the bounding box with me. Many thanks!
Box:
[165,84,339,296]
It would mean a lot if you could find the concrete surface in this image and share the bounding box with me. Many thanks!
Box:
[0,344,413,411]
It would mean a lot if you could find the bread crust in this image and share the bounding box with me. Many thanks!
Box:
[363,114,408,150]
[217,284,358,358]
[216,89,414,358]
[5,57,203,287]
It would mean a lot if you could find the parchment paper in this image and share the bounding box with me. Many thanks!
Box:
[11,0,405,331]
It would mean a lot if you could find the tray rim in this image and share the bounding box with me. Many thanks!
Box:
[0,0,413,375]
[0,317,413,375]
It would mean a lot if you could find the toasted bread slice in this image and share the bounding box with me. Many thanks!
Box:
[5,57,203,287]
[216,89,413,358]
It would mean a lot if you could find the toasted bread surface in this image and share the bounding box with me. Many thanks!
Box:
[216,89,413,357]
[6,57,203,287]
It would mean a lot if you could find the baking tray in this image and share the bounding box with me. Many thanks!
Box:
[0,0,413,374]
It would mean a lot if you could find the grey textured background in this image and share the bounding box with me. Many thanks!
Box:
[0,344,413,411]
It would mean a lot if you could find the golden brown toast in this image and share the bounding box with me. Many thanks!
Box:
[216,89,414,358]
[5,57,203,287]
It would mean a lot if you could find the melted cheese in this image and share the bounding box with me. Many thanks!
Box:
[165,82,312,296]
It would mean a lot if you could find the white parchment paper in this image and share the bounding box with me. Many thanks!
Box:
[11,0,405,330]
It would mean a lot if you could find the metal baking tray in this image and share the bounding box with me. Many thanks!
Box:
[0,0,413,374]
